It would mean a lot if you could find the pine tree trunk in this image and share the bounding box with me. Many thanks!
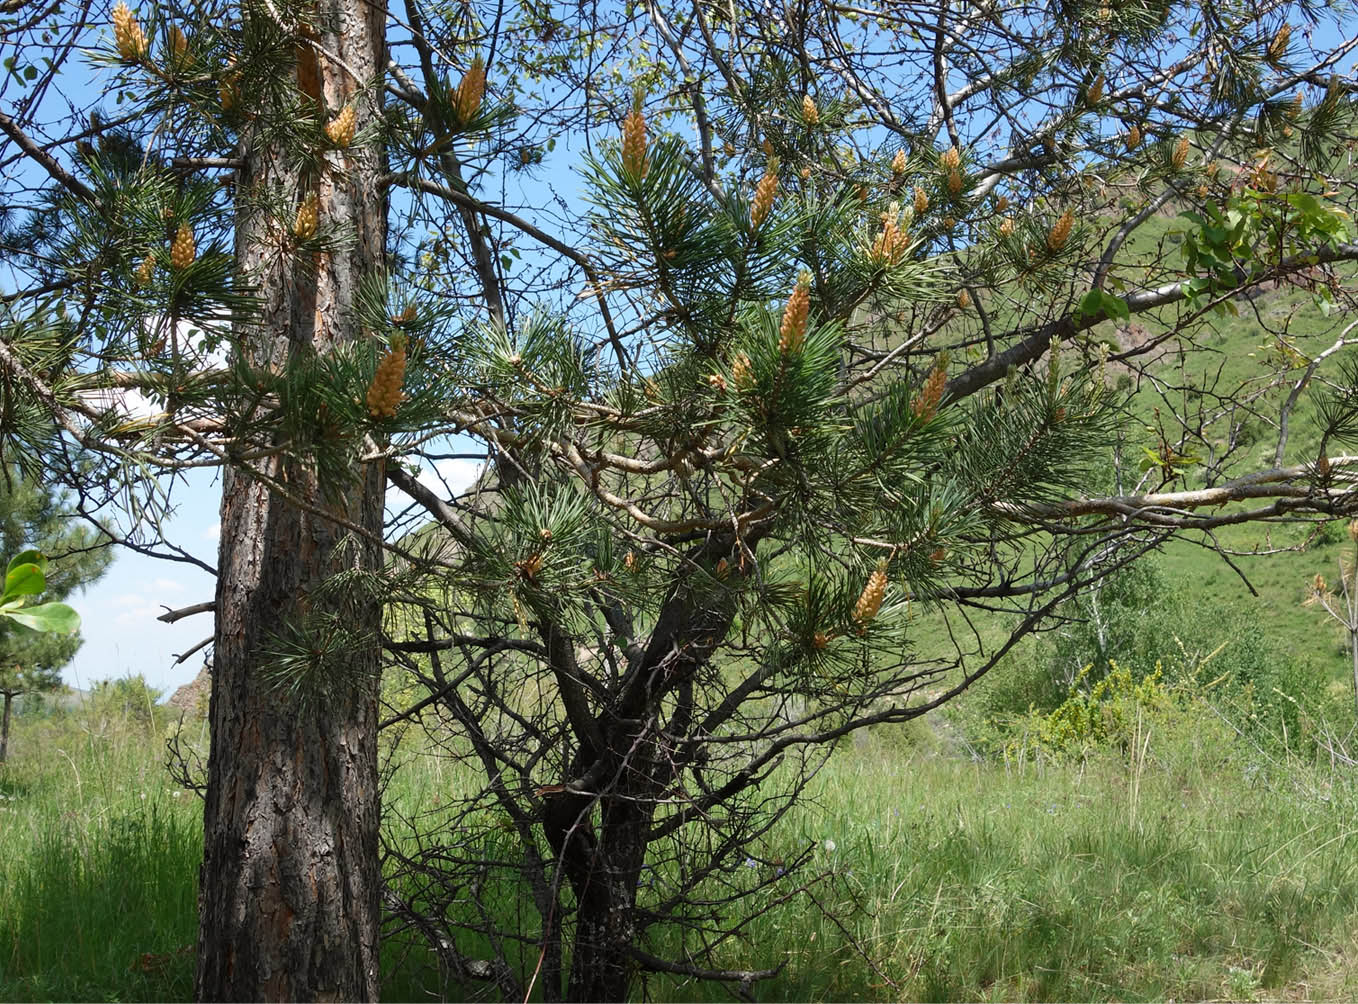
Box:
[0,690,13,763]
[195,0,387,998]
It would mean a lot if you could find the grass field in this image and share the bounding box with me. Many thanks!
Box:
[4,693,1358,1003]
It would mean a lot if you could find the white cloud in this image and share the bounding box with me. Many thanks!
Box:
[417,457,482,498]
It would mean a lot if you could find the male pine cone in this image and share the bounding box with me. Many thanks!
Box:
[621,105,648,179]
[853,562,888,626]
[170,223,196,270]
[453,57,486,125]
[779,274,810,354]
[751,163,779,229]
[367,341,407,418]
[325,105,356,147]
[294,194,319,240]
[112,2,147,61]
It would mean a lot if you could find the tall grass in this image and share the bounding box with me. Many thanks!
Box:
[4,702,1358,1002]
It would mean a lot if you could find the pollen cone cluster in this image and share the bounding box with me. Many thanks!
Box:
[853,561,888,627]
[1267,23,1291,66]
[294,193,319,240]
[801,94,819,125]
[911,359,947,421]
[870,202,908,266]
[168,26,188,63]
[113,3,147,61]
[1170,135,1190,171]
[998,216,1015,237]
[1084,73,1104,106]
[913,185,929,215]
[1046,209,1074,252]
[946,169,963,197]
[956,287,971,310]
[939,146,961,171]
[779,272,811,354]
[890,148,907,175]
[366,339,407,418]
[1125,123,1141,150]
[751,159,779,229]
[731,352,753,390]
[169,223,196,270]
[135,254,155,285]
[454,56,486,124]
[621,104,648,178]
[325,104,357,147]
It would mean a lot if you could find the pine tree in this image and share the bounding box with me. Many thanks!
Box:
[1,0,1357,1000]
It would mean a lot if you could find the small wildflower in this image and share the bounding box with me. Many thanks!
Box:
[801,94,819,125]
[823,838,836,853]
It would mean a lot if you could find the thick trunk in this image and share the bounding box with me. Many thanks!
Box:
[545,740,660,1003]
[195,0,387,998]
[0,690,12,763]
[565,800,650,1002]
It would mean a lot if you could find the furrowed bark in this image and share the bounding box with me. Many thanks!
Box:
[195,0,387,997]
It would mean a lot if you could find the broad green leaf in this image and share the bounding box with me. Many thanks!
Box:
[3,601,80,634]
[7,549,45,575]
[3,562,46,600]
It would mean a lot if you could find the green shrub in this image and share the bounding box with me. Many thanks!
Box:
[1004,660,1186,762]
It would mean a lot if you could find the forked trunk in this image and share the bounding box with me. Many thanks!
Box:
[195,0,387,998]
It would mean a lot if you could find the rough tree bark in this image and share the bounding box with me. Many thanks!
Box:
[195,0,387,998]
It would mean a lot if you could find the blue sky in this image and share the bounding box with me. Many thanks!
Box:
[63,454,484,696]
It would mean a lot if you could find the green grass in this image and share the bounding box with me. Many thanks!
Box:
[6,702,1358,1002]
